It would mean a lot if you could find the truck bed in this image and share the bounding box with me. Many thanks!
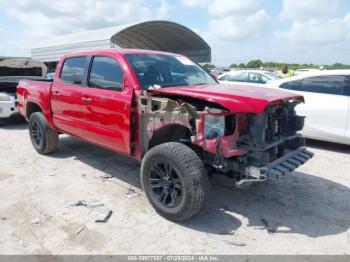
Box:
[17,79,53,121]
[0,76,48,93]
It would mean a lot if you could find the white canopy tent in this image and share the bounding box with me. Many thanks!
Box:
[31,20,211,64]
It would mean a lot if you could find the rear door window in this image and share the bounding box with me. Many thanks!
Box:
[248,73,266,84]
[280,76,347,95]
[88,56,123,91]
[300,75,346,95]
[228,72,248,82]
[60,57,87,85]
[280,80,303,91]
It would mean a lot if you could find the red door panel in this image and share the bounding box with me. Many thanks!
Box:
[79,87,133,154]
[78,55,133,155]
[51,80,88,137]
[50,56,87,137]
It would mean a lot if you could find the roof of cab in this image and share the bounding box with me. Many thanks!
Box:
[268,69,350,88]
[62,48,181,59]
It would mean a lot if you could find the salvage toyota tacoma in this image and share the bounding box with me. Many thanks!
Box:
[17,49,313,221]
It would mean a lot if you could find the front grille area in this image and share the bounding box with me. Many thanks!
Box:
[238,102,305,167]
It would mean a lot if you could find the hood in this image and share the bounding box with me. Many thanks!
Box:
[149,84,304,114]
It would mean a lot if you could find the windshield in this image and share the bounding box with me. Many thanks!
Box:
[125,54,217,90]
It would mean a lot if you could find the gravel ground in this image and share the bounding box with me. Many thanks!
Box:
[0,115,349,255]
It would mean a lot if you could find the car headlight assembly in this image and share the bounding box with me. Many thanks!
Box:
[0,93,12,101]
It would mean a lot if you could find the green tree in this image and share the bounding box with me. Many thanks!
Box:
[228,60,350,71]
[246,59,264,68]
[202,63,215,70]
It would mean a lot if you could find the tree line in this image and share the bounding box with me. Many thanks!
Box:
[203,60,350,70]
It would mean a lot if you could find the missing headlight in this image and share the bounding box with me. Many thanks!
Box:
[204,113,236,139]
[204,115,225,139]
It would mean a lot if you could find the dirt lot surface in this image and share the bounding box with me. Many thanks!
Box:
[0,116,350,255]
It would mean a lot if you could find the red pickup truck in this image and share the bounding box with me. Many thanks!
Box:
[17,49,313,221]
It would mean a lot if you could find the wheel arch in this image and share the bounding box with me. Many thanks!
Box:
[26,100,56,130]
[26,102,43,120]
[148,124,192,149]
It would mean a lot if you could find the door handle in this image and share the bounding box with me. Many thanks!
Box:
[82,97,92,103]
[53,91,60,97]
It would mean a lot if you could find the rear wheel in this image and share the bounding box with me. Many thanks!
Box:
[29,112,58,154]
[141,142,209,221]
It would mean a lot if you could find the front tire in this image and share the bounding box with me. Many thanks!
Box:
[29,112,58,154]
[141,142,209,221]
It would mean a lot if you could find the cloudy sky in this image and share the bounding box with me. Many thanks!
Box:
[0,0,349,66]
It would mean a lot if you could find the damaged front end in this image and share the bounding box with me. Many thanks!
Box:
[234,102,314,185]
[138,93,313,186]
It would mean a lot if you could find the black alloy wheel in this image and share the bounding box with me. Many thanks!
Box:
[30,120,43,147]
[141,142,209,221]
[148,160,184,208]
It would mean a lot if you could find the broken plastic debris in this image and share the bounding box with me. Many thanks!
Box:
[30,217,41,225]
[224,240,246,246]
[126,187,141,198]
[70,200,87,207]
[75,226,85,235]
[101,174,113,179]
[95,210,113,223]
[88,202,104,208]
[70,200,104,208]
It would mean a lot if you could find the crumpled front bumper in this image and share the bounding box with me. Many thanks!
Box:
[260,148,314,178]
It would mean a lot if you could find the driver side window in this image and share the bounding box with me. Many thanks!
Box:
[88,56,124,91]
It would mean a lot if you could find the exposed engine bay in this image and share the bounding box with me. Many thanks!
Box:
[138,93,313,186]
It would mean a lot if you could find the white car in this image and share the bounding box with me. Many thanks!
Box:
[0,59,47,120]
[267,70,350,145]
[294,68,320,76]
[218,70,282,85]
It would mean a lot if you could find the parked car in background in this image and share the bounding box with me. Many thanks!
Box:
[46,72,55,80]
[218,70,282,85]
[267,70,350,145]
[17,49,313,221]
[0,59,47,121]
[294,68,320,76]
[209,68,223,77]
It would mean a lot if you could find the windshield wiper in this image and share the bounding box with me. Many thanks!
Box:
[151,83,209,88]
[161,84,178,88]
